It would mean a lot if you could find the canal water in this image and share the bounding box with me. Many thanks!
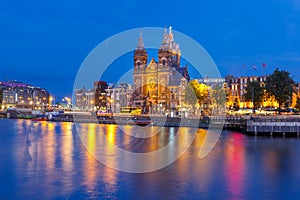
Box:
[1,119,300,199]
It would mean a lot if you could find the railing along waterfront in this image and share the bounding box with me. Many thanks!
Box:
[246,115,300,136]
[4,110,300,136]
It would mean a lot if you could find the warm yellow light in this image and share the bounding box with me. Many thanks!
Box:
[64,97,71,102]
[107,125,116,144]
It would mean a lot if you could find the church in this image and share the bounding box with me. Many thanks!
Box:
[133,27,190,113]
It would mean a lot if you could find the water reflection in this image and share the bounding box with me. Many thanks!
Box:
[1,119,300,199]
[61,122,74,173]
[78,123,118,197]
[13,120,78,198]
[224,133,246,200]
[76,123,198,173]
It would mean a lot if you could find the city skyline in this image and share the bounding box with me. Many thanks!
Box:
[1,0,300,99]
[2,2,300,199]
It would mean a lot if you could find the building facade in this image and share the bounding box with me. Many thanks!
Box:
[133,27,190,113]
[0,80,49,110]
[105,83,133,113]
[74,87,95,111]
[94,81,108,111]
[224,75,278,109]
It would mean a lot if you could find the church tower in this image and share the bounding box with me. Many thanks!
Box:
[134,32,148,69]
[133,27,189,111]
[158,28,171,68]
[158,26,181,68]
[133,33,148,105]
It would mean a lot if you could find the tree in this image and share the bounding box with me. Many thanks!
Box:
[189,80,209,103]
[265,68,295,113]
[233,98,239,111]
[244,80,264,113]
[211,85,226,115]
[184,80,210,115]
[184,82,198,107]
[189,80,210,114]
[295,97,300,111]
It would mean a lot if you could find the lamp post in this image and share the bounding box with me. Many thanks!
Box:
[49,96,53,108]
[63,97,72,110]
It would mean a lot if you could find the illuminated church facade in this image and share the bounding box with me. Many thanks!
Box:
[133,27,190,113]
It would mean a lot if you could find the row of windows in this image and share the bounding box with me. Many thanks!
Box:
[229,77,266,84]
[231,82,265,91]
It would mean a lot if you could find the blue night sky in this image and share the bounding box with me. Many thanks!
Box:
[1,0,300,100]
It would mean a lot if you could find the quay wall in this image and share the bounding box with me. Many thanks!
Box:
[3,110,300,136]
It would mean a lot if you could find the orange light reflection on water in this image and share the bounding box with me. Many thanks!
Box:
[79,123,118,189]
[60,122,74,172]
[43,122,56,173]
[82,123,98,188]
[120,125,138,149]
[106,124,116,145]
[176,128,207,176]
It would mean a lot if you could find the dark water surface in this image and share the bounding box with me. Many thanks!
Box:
[0,119,300,199]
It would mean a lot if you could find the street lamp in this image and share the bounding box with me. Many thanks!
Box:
[49,96,53,107]
[63,97,72,109]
